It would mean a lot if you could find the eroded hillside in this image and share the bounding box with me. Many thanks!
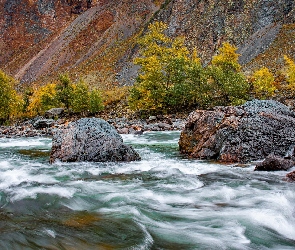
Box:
[1,0,295,86]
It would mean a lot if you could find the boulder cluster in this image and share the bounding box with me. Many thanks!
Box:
[179,100,295,181]
[179,100,295,163]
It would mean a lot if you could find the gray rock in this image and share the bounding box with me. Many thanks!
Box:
[33,119,55,129]
[50,118,141,163]
[157,122,171,130]
[238,23,282,65]
[148,116,157,121]
[179,100,295,163]
[255,154,294,171]
[44,108,64,119]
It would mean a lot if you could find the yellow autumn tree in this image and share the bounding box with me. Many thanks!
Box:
[27,83,60,117]
[284,55,295,92]
[129,22,204,113]
[251,67,276,99]
[206,42,249,106]
[0,70,23,124]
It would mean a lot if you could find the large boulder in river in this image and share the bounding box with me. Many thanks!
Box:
[50,118,141,163]
[179,100,295,163]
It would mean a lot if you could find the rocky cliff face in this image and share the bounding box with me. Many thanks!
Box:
[1,0,295,85]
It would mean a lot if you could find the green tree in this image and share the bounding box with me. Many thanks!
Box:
[56,73,74,110]
[72,80,90,113]
[129,22,204,113]
[0,70,22,124]
[89,89,104,114]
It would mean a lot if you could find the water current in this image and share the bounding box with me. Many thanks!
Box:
[0,131,295,249]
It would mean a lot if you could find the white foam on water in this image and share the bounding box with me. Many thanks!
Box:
[247,190,295,240]
[122,131,180,145]
[0,160,13,170]
[135,210,251,250]
[10,186,76,201]
[0,138,49,148]
[43,228,56,238]
[0,168,58,189]
[0,133,295,248]
[132,221,154,250]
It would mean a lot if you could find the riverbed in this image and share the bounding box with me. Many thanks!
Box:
[0,131,294,249]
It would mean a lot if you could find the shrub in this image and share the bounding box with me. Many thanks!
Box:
[27,83,60,116]
[284,55,295,91]
[71,80,90,113]
[89,89,104,114]
[251,67,276,99]
[0,70,23,124]
[71,80,104,114]
[56,73,74,110]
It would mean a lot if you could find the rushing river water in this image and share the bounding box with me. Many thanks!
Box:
[0,131,295,249]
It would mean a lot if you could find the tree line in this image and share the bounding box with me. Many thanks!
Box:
[1,21,295,124]
[129,22,295,114]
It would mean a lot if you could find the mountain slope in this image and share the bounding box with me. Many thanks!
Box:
[1,0,295,86]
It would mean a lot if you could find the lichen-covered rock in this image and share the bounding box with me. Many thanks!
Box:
[254,155,294,171]
[50,118,141,163]
[179,100,295,163]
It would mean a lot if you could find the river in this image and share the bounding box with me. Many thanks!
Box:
[0,131,294,249]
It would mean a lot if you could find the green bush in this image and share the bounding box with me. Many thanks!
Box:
[56,74,74,110]
[89,89,104,114]
[71,80,104,114]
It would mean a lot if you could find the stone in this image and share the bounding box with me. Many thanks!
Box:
[44,108,64,119]
[179,100,295,163]
[148,116,157,121]
[286,171,295,182]
[157,122,171,130]
[254,155,294,171]
[50,118,141,163]
[33,119,55,129]
[117,127,129,134]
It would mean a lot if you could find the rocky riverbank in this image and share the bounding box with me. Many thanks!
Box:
[0,116,185,138]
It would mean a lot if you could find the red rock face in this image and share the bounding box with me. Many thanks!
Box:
[1,0,294,85]
[1,0,161,83]
[1,0,72,73]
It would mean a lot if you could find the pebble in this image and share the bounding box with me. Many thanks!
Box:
[0,116,185,138]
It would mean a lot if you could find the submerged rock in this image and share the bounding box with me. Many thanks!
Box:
[50,118,141,163]
[254,155,294,171]
[179,100,295,163]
